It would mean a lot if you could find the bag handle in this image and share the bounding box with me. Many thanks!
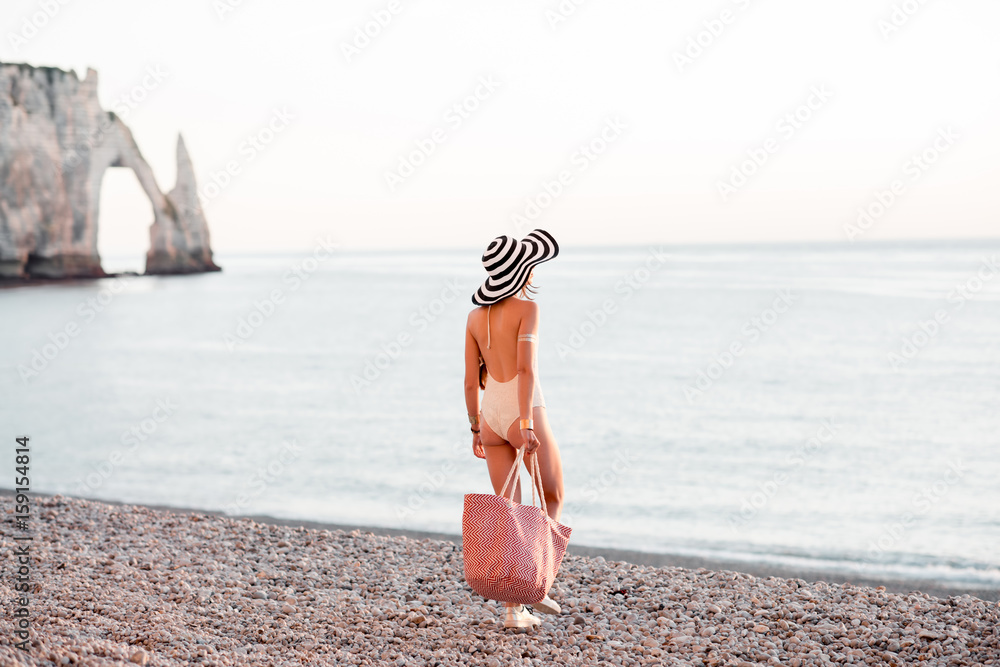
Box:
[498,446,524,500]
[531,450,547,516]
[498,446,548,516]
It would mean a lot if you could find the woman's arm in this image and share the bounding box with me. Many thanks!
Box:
[464,313,483,427]
[516,302,540,452]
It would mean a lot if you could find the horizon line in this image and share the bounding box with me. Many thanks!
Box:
[101,235,1000,259]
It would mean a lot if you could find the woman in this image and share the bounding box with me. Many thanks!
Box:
[463,229,565,629]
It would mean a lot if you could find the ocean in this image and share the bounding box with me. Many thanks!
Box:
[2,240,998,591]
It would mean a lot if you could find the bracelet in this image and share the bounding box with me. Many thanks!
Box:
[468,413,480,426]
[470,426,480,434]
[519,418,533,431]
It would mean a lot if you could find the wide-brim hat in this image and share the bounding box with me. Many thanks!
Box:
[472,229,559,306]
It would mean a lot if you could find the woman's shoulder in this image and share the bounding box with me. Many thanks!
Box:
[514,298,539,314]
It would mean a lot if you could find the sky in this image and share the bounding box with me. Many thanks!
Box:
[2,0,999,261]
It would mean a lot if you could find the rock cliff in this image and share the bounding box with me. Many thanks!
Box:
[0,62,220,278]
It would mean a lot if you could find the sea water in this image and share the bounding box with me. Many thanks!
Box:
[1,240,998,590]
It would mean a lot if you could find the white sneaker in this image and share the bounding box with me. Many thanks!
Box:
[504,604,541,629]
[530,594,561,615]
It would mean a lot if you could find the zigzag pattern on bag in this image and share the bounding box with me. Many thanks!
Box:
[463,447,572,605]
[462,493,571,603]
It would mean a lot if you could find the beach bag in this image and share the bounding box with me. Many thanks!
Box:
[462,446,572,604]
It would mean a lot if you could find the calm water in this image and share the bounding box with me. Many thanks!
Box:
[2,241,998,590]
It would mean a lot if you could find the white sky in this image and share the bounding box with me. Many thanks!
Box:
[2,0,999,259]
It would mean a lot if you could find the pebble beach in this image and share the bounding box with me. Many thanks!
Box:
[2,494,998,667]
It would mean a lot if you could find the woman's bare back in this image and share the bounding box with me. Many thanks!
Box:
[468,296,537,383]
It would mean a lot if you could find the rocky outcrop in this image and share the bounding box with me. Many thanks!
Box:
[0,62,220,278]
[146,135,220,275]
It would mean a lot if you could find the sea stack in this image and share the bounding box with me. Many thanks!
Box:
[0,62,220,279]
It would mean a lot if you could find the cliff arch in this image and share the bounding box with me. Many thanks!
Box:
[97,167,153,272]
[0,62,220,279]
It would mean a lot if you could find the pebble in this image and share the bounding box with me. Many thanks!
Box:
[3,494,997,667]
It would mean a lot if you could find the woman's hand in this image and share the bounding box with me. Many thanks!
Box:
[520,428,540,454]
[472,431,485,459]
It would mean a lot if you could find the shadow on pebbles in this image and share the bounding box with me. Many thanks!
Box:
[1,495,997,666]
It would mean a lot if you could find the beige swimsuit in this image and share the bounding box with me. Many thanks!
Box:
[480,304,546,439]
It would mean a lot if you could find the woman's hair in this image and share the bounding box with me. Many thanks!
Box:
[519,271,537,299]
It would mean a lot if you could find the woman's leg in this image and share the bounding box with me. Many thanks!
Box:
[479,416,522,610]
[531,406,564,522]
[506,406,564,522]
[505,407,566,612]
[480,416,521,504]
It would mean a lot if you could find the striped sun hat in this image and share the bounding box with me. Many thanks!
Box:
[472,229,559,306]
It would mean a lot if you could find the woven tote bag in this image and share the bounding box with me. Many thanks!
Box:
[462,446,572,604]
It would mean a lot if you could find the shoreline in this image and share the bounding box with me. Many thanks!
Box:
[0,271,140,289]
[3,491,997,666]
[6,488,995,603]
